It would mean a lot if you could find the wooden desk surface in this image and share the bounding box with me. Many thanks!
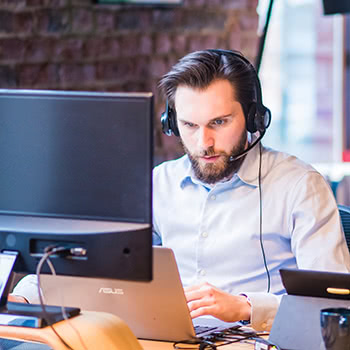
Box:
[0,310,262,350]
[139,338,257,350]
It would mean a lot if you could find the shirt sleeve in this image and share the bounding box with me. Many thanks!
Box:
[152,166,163,246]
[289,171,350,271]
[242,171,350,332]
[152,230,162,245]
[243,292,281,332]
[11,274,40,304]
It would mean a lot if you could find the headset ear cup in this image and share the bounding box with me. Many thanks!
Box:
[246,103,258,133]
[161,103,180,137]
[254,106,271,133]
[168,107,180,137]
[263,107,272,130]
[246,103,270,134]
[161,109,172,136]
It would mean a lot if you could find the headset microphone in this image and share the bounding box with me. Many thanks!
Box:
[229,128,266,162]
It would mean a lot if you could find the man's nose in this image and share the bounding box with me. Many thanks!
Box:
[198,127,214,149]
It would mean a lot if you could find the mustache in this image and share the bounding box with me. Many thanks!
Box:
[197,147,225,158]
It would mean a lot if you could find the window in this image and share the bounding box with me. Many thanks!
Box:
[258,0,343,164]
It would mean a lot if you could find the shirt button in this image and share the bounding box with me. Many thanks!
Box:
[261,322,267,329]
[210,195,216,200]
[199,269,206,276]
[202,232,208,238]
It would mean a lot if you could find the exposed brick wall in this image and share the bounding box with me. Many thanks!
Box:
[0,0,259,163]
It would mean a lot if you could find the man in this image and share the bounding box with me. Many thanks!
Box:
[152,49,350,331]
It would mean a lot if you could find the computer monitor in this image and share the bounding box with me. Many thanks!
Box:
[323,0,350,15]
[0,89,153,326]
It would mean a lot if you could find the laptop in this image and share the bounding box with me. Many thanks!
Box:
[39,246,241,341]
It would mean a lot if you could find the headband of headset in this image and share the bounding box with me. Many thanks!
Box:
[161,49,271,137]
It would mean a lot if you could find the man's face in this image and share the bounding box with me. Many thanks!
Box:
[175,79,247,184]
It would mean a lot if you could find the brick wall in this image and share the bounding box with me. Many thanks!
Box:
[0,0,259,163]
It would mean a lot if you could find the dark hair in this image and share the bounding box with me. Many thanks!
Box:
[158,50,257,114]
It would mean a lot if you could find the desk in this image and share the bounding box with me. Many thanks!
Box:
[0,338,258,350]
[0,312,263,350]
[140,338,258,350]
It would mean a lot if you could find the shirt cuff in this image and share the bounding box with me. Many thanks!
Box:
[238,293,252,324]
[240,292,282,332]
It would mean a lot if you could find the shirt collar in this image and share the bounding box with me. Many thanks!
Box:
[236,143,261,187]
[179,156,194,188]
[179,143,262,189]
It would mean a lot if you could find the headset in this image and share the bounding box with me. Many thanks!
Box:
[160,49,272,161]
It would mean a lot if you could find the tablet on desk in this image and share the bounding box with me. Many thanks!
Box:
[280,268,350,300]
[269,268,350,349]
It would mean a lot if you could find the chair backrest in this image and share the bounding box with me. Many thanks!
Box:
[336,176,350,206]
[338,204,350,252]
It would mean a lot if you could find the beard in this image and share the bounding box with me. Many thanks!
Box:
[182,130,247,184]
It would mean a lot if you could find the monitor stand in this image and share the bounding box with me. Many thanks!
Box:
[0,302,81,328]
[0,251,80,328]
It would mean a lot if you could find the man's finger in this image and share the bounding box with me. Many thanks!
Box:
[187,297,212,312]
[184,283,207,292]
[190,305,216,319]
[185,288,208,302]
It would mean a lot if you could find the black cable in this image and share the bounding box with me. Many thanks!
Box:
[41,250,88,350]
[36,247,75,350]
[173,335,252,350]
[258,142,271,293]
[255,0,275,74]
[173,327,261,350]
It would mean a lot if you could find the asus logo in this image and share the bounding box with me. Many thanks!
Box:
[98,287,124,295]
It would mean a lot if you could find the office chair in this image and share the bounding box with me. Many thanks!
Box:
[336,176,350,206]
[338,204,350,253]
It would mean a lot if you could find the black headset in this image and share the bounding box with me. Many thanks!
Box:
[161,49,272,138]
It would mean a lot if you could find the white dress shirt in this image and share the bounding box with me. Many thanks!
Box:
[152,143,350,331]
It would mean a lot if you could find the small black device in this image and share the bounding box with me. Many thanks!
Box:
[160,49,272,137]
[254,337,279,350]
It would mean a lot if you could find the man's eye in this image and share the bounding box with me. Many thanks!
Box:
[184,122,195,128]
[212,119,225,126]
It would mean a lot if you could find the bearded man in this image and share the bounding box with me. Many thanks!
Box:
[152,49,350,331]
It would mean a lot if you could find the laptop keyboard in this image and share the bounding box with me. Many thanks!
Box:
[194,325,217,335]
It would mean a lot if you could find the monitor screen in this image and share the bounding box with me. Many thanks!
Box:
[0,89,153,281]
[0,90,153,223]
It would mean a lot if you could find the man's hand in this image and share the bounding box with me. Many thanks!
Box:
[184,282,251,322]
[7,294,28,303]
